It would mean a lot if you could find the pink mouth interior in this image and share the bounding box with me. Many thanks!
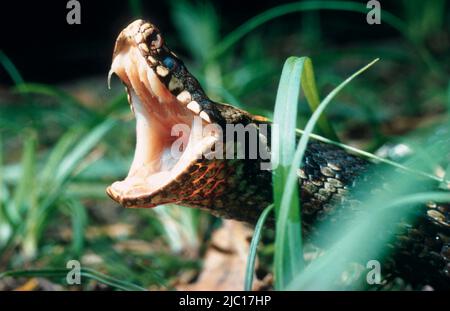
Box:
[108,46,218,197]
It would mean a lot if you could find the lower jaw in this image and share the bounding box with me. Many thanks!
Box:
[106,117,222,208]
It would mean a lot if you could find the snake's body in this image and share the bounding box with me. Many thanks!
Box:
[107,20,450,289]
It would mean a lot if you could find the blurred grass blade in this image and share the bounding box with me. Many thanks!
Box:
[154,205,201,254]
[15,83,94,117]
[104,93,128,115]
[210,1,436,71]
[33,119,116,250]
[171,0,219,61]
[0,268,146,291]
[67,199,87,257]
[10,132,37,222]
[447,81,450,112]
[40,118,115,211]
[286,191,450,290]
[55,119,115,183]
[211,1,403,58]
[0,134,13,247]
[300,58,338,140]
[82,267,147,291]
[401,0,446,43]
[0,50,24,85]
[129,0,143,17]
[39,128,82,194]
[382,192,450,211]
[0,133,3,213]
[244,204,273,291]
[170,0,222,98]
[443,164,450,189]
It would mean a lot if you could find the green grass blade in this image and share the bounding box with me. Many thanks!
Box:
[0,134,13,248]
[447,81,450,113]
[244,204,273,291]
[170,0,219,62]
[170,0,222,98]
[0,268,146,291]
[0,133,3,216]
[381,192,450,211]
[81,267,147,291]
[154,205,201,254]
[272,56,305,289]
[300,58,338,140]
[39,119,115,211]
[129,0,143,17]
[15,83,94,117]
[211,1,400,59]
[286,189,450,290]
[294,128,444,183]
[10,132,37,222]
[443,164,450,189]
[293,59,379,182]
[273,57,379,290]
[67,199,87,257]
[104,93,128,115]
[55,119,115,184]
[0,50,24,85]
[34,119,116,246]
[0,269,68,279]
[287,60,380,229]
[38,128,82,194]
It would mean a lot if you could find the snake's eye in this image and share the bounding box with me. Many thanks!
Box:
[163,56,177,70]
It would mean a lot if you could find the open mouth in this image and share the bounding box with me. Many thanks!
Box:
[106,20,221,208]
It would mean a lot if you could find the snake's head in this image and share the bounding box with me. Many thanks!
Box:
[106,19,228,208]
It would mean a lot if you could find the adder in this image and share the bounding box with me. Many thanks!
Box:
[106,19,450,289]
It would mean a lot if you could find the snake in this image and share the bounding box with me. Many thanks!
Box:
[106,19,450,289]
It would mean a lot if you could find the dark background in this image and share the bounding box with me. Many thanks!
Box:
[0,0,404,85]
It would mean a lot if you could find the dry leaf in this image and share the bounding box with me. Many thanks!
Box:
[176,220,269,291]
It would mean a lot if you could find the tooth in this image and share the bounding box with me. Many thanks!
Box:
[176,90,191,104]
[107,68,114,89]
[187,101,201,114]
[156,66,169,77]
[147,55,157,65]
[147,66,171,102]
[125,87,132,103]
[138,43,149,53]
[200,111,211,123]
[125,87,134,113]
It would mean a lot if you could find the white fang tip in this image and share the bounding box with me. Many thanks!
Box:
[107,68,114,90]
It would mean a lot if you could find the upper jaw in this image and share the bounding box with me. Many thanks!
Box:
[110,19,162,65]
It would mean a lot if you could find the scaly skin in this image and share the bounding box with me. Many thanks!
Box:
[106,20,450,289]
